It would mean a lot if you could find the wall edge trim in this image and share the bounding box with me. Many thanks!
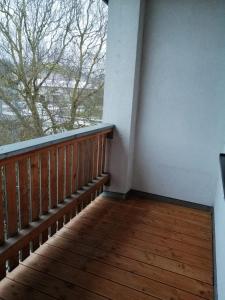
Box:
[128,189,214,212]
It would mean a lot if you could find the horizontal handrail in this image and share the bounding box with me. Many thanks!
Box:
[0,124,114,279]
[0,123,114,160]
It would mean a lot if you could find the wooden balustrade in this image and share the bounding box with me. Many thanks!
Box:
[0,124,113,279]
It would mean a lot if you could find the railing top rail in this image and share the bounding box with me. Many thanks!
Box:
[0,123,114,160]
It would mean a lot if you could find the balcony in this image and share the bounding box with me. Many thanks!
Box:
[0,124,213,299]
[0,0,225,299]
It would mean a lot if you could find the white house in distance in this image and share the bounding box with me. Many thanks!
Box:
[0,74,101,128]
[103,1,225,299]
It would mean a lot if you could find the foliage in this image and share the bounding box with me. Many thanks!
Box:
[0,0,107,143]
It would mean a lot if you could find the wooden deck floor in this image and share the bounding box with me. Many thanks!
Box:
[0,195,213,300]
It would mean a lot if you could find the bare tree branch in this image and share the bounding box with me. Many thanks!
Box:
[0,0,107,142]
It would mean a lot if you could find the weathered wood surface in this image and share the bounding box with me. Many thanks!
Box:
[0,126,112,280]
[0,195,214,300]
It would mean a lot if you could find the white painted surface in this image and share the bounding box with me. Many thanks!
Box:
[214,143,225,300]
[132,0,225,205]
[103,0,145,193]
[214,172,225,300]
[104,1,225,293]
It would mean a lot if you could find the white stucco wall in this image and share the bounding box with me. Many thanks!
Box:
[104,1,225,295]
[214,143,225,300]
[103,0,145,193]
[132,0,225,205]
[214,174,225,300]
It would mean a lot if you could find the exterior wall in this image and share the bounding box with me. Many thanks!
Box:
[104,1,225,294]
[214,173,225,300]
[132,0,225,205]
[103,0,145,193]
[214,143,225,300]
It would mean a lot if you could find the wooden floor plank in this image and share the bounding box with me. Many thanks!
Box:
[0,277,55,300]
[118,196,212,218]
[95,197,212,225]
[20,253,158,300]
[96,197,212,228]
[46,234,213,300]
[84,201,212,241]
[7,263,108,300]
[89,197,212,229]
[34,242,207,300]
[63,211,212,257]
[60,225,212,270]
[0,195,213,300]
[79,206,213,250]
[65,215,213,260]
[54,228,212,284]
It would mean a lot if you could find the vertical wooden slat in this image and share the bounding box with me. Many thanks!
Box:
[41,229,48,244]
[82,194,87,208]
[86,139,92,184]
[64,212,71,224]
[80,141,85,188]
[65,145,71,223]
[50,223,57,236]
[97,134,103,176]
[83,140,87,186]
[58,147,65,204]
[5,161,19,270]
[71,142,78,218]
[21,244,30,261]
[50,148,57,209]
[99,183,103,195]
[0,258,5,280]
[0,166,6,279]
[32,235,40,252]
[40,151,49,214]
[83,140,88,186]
[18,158,30,260]
[97,135,100,176]
[87,139,91,184]
[40,151,49,244]
[92,136,98,179]
[5,162,17,237]
[50,148,57,236]
[71,207,76,218]
[31,154,40,221]
[18,158,29,228]
[72,142,78,194]
[82,141,86,187]
[57,147,65,229]
[77,199,82,214]
[85,193,91,207]
[102,134,107,174]
[90,192,94,202]
[57,217,64,230]
[30,154,40,251]
[77,142,83,190]
[65,145,72,198]
[89,139,94,182]
[0,165,4,245]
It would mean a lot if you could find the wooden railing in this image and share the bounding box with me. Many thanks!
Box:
[0,124,113,279]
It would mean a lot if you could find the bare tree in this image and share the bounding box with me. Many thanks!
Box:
[61,0,107,130]
[0,116,21,145]
[0,0,107,142]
